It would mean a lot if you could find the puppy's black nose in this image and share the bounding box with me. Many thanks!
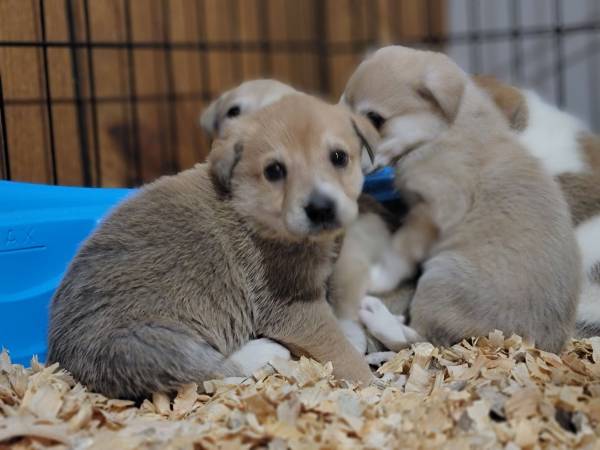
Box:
[305,193,337,226]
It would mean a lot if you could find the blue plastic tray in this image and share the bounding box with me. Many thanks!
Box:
[0,167,396,365]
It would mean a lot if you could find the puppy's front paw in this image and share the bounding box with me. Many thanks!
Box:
[359,296,413,352]
[359,296,400,334]
[229,338,291,376]
[338,319,367,354]
[374,138,402,168]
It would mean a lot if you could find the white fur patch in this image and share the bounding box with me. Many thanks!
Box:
[518,90,588,175]
[359,296,421,352]
[228,338,291,376]
[576,214,600,276]
[368,248,415,294]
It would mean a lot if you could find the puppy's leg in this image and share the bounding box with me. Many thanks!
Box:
[369,203,438,293]
[262,300,374,384]
[338,319,367,354]
[330,255,371,320]
[330,213,391,320]
[359,296,423,352]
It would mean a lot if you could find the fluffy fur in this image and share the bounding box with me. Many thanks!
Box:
[47,95,378,400]
[201,79,405,354]
[474,75,600,338]
[342,45,581,353]
[200,79,298,139]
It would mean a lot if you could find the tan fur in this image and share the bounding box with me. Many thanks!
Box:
[560,134,600,226]
[472,75,529,132]
[472,76,600,339]
[329,194,405,321]
[343,46,581,353]
[200,79,298,139]
[48,94,378,399]
[201,79,401,351]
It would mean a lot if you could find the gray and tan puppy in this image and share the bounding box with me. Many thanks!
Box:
[200,79,403,354]
[48,94,377,400]
[342,45,580,353]
[473,75,600,338]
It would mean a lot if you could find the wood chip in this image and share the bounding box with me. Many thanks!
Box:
[1,332,600,449]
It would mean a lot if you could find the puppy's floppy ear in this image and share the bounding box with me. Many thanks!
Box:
[208,137,243,194]
[200,98,221,138]
[350,114,379,164]
[419,54,467,122]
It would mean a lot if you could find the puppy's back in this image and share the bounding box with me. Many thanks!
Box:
[47,165,254,398]
[439,127,580,351]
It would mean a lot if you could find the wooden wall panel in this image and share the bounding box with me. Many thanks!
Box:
[0,0,50,184]
[0,0,446,187]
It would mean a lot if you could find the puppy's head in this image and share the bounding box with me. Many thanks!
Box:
[200,79,298,139]
[208,94,379,241]
[342,45,468,169]
[472,75,528,132]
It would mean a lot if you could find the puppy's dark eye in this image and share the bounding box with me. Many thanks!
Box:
[264,161,287,182]
[226,105,241,118]
[366,111,385,131]
[330,149,349,168]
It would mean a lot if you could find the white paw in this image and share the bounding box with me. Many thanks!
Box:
[359,296,415,352]
[366,351,397,366]
[338,319,367,354]
[359,296,401,333]
[374,137,406,168]
[229,338,291,376]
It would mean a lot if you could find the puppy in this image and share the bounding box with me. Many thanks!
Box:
[473,75,600,338]
[200,79,404,354]
[342,45,580,353]
[200,79,298,139]
[47,94,378,400]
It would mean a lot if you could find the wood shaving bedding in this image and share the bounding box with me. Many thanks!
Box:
[1,332,600,449]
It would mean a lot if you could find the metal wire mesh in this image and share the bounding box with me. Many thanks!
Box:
[0,0,599,187]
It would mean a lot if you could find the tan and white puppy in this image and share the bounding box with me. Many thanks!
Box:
[48,94,378,400]
[473,75,600,338]
[200,79,298,139]
[342,45,581,353]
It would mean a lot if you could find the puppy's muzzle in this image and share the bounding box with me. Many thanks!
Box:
[304,192,340,231]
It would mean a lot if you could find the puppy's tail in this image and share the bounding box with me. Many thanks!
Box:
[48,320,240,401]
